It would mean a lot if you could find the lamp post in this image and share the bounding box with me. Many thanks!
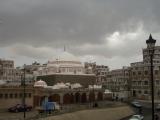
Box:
[22,64,26,119]
[146,34,156,120]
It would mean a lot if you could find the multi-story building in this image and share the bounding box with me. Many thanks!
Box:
[84,62,96,74]
[0,59,21,84]
[131,36,160,100]
[104,66,130,101]
[84,62,109,84]
[95,65,109,84]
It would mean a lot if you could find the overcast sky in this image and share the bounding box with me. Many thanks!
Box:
[0,0,160,70]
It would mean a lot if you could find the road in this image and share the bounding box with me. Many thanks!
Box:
[122,101,160,120]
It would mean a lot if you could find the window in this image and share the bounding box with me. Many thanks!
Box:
[138,81,141,85]
[5,94,8,99]
[144,90,148,94]
[28,93,31,98]
[145,71,148,75]
[156,80,160,85]
[15,93,17,98]
[155,70,158,75]
[144,81,148,85]
[0,94,3,98]
[19,93,22,98]
[138,71,141,75]
[9,93,13,98]
[132,72,136,75]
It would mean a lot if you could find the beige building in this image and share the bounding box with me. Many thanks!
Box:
[0,59,21,84]
[84,62,109,84]
[0,81,105,110]
[0,85,33,109]
[95,65,109,84]
[33,81,104,107]
[131,45,160,100]
[104,67,130,100]
[84,62,96,74]
[104,35,160,101]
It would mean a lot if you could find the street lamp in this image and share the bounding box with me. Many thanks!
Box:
[146,34,156,120]
[21,64,26,119]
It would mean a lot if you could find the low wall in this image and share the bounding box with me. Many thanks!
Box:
[39,106,134,120]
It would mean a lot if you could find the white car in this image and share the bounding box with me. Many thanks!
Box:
[129,115,144,120]
[131,101,142,108]
[156,104,160,110]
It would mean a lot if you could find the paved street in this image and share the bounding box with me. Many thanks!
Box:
[0,110,38,120]
[122,100,160,120]
[0,101,127,120]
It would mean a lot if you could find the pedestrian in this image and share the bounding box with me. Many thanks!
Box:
[116,96,118,101]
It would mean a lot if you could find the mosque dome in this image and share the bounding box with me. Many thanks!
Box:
[34,80,47,87]
[50,51,80,62]
[48,51,83,67]
[57,51,80,62]
[37,51,85,75]
[52,82,69,89]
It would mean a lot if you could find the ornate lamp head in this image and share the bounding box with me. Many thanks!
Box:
[146,34,156,55]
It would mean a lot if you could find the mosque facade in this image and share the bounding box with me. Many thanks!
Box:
[35,51,96,87]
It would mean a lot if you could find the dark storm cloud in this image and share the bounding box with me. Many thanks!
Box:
[0,0,160,68]
[0,0,159,46]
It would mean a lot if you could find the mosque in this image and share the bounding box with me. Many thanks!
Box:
[35,51,96,87]
[33,51,105,106]
[0,51,107,110]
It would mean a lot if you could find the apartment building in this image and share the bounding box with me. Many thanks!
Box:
[84,62,109,84]
[104,66,130,100]
[95,65,109,84]
[131,46,160,100]
[0,59,21,84]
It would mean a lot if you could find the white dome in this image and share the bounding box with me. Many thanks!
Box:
[71,83,82,89]
[89,85,102,89]
[52,82,69,89]
[34,80,47,87]
[47,51,83,68]
[59,52,80,61]
[50,51,80,62]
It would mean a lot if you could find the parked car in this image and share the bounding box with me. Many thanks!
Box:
[131,101,142,108]
[129,114,144,120]
[8,104,32,112]
[156,104,160,111]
